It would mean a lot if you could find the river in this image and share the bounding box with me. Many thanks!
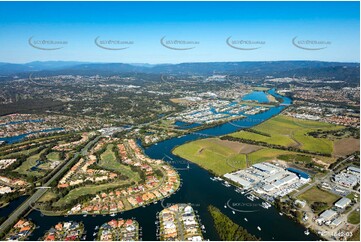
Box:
[0,128,64,144]
[6,89,318,240]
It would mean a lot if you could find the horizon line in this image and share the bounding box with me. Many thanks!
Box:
[1,60,360,65]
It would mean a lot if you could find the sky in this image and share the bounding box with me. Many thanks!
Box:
[0,1,359,64]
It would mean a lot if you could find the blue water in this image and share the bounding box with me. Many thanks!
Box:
[174,121,202,130]
[242,91,270,103]
[0,196,29,218]
[0,119,44,127]
[18,89,316,241]
[0,128,64,144]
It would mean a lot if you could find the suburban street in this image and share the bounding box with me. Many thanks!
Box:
[0,135,102,235]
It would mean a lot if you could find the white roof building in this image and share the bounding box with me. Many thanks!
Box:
[334,197,351,209]
[184,205,193,214]
[333,172,359,188]
[252,163,277,174]
[273,173,298,188]
[164,221,176,229]
[189,236,203,241]
[330,217,343,227]
[264,172,285,183]
[347,166,360,174]
[262,184,275,192]
[294,200,306,208]
[318,209,337,223]
[224,173,251,189]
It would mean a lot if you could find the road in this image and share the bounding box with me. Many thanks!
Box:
[0,135,102,235]
[291,155,360,240]
[292,155,357,198]
[331,155,355,172]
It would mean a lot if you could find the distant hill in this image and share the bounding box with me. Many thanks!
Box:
[0,61,88,76]
[0,61,359,84]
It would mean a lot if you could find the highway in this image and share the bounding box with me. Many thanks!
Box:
[0,115,171,235]
[0,135,101,235]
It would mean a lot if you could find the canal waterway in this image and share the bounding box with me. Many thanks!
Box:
[5,89,317,240]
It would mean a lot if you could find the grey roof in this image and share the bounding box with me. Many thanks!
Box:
[252,163,276,173]
[331,217,343,226]
[319,209,337,220]
[347,166,360,173]
[334,197,351,208]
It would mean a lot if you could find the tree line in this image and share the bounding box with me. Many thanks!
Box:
[208,205,259,241]
[220,135,331,157]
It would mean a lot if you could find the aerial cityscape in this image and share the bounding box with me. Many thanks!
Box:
[0,0,360,241]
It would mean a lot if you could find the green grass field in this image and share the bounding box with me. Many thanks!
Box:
[2,147,39,158]
[38,190,58,203]
[14,148,47,177]
[230,115,342,155]
[52,181,128,207]
[99,144,140,182]
[346,193,359,202]
[298,186,340,212]
[172,138,248,176]
[172,136,335,176]
[348,211,360,225]
[46,152,61,161]
[248,148,306,163]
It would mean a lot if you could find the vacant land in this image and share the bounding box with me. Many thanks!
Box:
[267,94,277,102]
[172,134,337,175]
[333,137,360,157]
[349,229,360,241]
[348,211,360,225]
[172,138,249,176]
[169,98,190,104]
[249,148,303,163]
[229,115,342,155]
[298,186,340,212]
[38,190,58,203]
[252,87,270,91]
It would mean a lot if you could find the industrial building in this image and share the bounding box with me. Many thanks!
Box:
[347,166,360,174]
[224,162,310,198]
[330,217,343,227]
[334,197,351,209]
[333,167,360,188]
[317,209,337,224]
[286,167,311,181]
